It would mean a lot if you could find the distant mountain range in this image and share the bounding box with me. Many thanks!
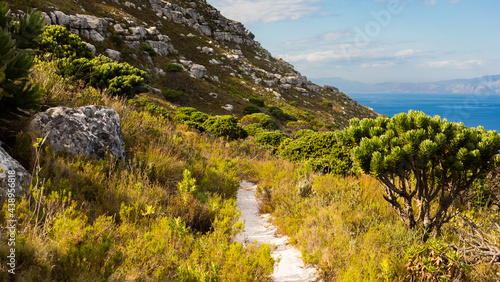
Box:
[313,75,500,94]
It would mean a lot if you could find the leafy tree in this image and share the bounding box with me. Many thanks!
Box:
[349,111,500,240]
[243,104,261,115]
[202,116,247,140]
[0,3,44,128]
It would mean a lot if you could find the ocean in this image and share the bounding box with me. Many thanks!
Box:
[349,93,500,132]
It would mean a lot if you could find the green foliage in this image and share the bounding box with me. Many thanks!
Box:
[404,240,470,281]
[59,55,149,96]
[165,62,182,72]
[129,96,170,118]
[199,158,240,198]
[322,100,333,107]
[203,115,248,140]
[249,96,265,107]
[162,88,184,100]
[349,111,500,238]
[294,129,315,139]
[245,123,267,136]
[255,131,290,148]
[0,3,44,127]
[175,107,208,124]
[289,101,298,107]
[240,113,279,131]
[281,131,353,175]
[287,121,312,130]
[140,43,156,57]
[269,106,297,122]
[243,104,261,115]
[38,25,93,60]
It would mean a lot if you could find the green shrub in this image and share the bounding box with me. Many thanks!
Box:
[240,113,279,130]
[269,106,297,122]
[281,131,353,174]
[287,121,312,130]
[255,131,290,148]
[59,55,149,96]
[294,129,315,139]
[39,25,93,59]
[249,96,265,107]
[0,3,44,128]
[322,100,333,107]
[140,43,156,57]
[245,123,266,136]
[243,104,261,115]
[289,101,298,107]
[166,63,183,72]
[202,116,248,140]
[175,107,208,124]
[404,240,470,281]
[163,89,184,100]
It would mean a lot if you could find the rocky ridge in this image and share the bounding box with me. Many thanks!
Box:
[21,0,378,127]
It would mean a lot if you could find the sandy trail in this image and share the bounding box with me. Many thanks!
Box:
[235,180,319,282]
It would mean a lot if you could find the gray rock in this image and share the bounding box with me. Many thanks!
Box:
[41,12,51,25]
[124,40,140,50]
[69,15,88,29]
[82,41,96,56]
[145,40,174,56]
[105,49,121,61]
[201,46,214,54]
[78,14,108,32]
[0,146,31,198]
[190,64,207,78]
[130,27,147,40]
[113,24,127,34]
[124,1,136,8]
[325,85,340,93]
[30,106,126,161]
[54,11,69,27]
[221,104,234,112]
[89,30,105,42]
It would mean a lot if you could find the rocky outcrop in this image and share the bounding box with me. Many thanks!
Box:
[30,106,126,161]
[0,146,31,197]
[44,11,109,42]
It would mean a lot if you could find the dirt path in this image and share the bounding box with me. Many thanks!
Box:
[235,181,319,282]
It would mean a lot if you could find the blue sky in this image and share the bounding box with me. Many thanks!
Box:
[208,0,500,83]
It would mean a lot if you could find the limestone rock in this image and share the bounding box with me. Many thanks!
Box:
[221,104,234,112]
[0,146,31,198]
[105,49,121,61]
[30,106,126,161]
[89,30,105,42]
[190,64,207,78]
[325,85,340,93]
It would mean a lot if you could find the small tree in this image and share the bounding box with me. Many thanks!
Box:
[0,3,44,128]
[349,111,500,240]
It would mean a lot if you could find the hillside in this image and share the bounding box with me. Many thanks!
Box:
[315,74,500,94]
[8,0,377,129]
[1,1,499,281]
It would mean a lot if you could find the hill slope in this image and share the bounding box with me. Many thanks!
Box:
[8,0,378,128]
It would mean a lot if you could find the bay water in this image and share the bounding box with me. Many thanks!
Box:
[349,93,500,132]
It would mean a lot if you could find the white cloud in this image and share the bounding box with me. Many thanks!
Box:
[210,0,324,24]
[420,60,483,69]
[394,49,421,58]
[361,62,396,68]
[419,0,437,7]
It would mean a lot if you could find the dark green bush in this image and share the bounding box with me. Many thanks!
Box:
[269,106,297,122]
[245,123,266,136]
[243,104,261,115]
[163,89,184,100]
[0,3,44,128]
[202,116,248,140]
[140,43,156,57]
[240,113,279,131]
[39,25,93,59]
[255,131,290,148]
[59,55,149,96]
[175,107,208,123]
[249,96,265,107]
[166,63,182,72]
[289,101,298,107]
[322,100,333,107]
